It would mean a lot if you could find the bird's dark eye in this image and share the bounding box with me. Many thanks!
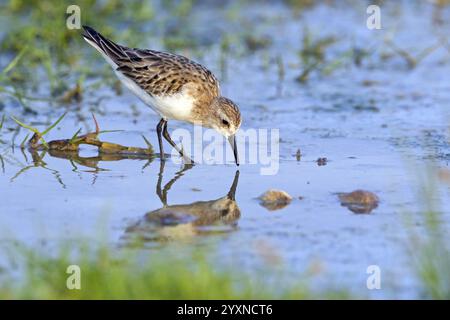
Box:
[222,119,230,127]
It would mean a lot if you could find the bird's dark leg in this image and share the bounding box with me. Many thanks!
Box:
[156,160,193,207]
[162,122,194,164]
[156,160,167,206]
[156,118,166,160]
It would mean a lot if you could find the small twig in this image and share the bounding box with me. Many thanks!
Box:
[91,113,100,134]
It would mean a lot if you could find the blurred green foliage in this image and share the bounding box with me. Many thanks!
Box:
[2,0,155,62]
[0,242,351,299]
[0,0,196,105]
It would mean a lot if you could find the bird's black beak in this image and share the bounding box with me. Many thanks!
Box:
[228,135,239,166]
[227,170,240,200]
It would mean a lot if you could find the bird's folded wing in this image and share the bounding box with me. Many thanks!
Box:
[116,49,220,97]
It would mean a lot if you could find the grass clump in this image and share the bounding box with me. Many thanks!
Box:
[0,242,348,299]
[405,168,450,299]
[409,194,450,298]
[412,228,450,299]
[0,0,155,105]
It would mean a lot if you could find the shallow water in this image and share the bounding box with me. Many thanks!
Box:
[1,1,450,298]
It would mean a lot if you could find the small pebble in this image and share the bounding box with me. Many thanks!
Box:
[258,189,292,211]
[337,190,379,214]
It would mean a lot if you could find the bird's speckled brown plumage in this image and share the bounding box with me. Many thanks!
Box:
[82,26,221,118]
[117,50,219,97]
[82,25,241,165]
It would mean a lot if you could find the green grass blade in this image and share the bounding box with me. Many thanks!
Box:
[98,129,124,135]
[142,135,152,149]
[39,137,49,149]
[2,47,27,75]
[69,128,82,143]
[42,112,67,136]
[0,114,5,131]
[10,116,39,134]
[20,133,30,148]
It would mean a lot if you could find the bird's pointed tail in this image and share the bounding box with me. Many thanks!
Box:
[82,25,127,66]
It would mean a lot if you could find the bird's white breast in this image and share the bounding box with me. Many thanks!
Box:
[114,70,194,121]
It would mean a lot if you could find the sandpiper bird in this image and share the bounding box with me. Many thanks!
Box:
[82,26,241,165]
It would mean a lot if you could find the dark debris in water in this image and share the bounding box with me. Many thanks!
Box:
[11,112,153,156]
[295,149,302,161]
[316,157,327,166]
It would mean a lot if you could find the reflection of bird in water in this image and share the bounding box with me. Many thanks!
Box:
[123,162,240,245]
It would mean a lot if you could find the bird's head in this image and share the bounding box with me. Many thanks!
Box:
[207,96,241,165]
[209,97,241,137]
